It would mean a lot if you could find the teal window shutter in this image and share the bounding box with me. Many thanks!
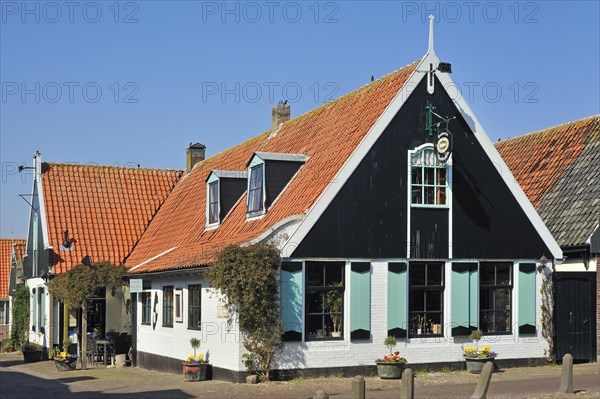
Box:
[281,262,302,341]
[518,263,536,334]
[31,288,37,331]
[451,263,478,336]
[350,262,370,340]
[387,262,407,338]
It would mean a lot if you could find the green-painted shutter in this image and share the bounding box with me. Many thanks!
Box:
[387,262,407,338]
[451,263,478,336]
[40,288,45,333]
[280,262,302,341]
[350,262,370,340]
[518,263,536,334]
[31,288,37,331]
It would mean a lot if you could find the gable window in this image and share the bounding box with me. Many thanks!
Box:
[480,262,512,334]
[248,164,264,213]
[162,286,173,327]
[410,146,448,206]
[409,262,444,336]
[305,261,345,340]
[141,292,151,325]
[188,284,202,330]
[208,181,219,225]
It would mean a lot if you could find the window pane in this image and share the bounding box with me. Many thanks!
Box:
[307,290,324,313]
[436,187,446,205]
[410,290,425,312]
[480,288,494,310]
[325,265,343,286]
[209,182,219,223]
[480,266,495,285]
[412,187,422,204]
[425,187,435,204]
[412,168,422,184]
[495,288,511,310]
[437,168,446,185]
[496,265,511,285]
[426,290,442,311]
[427,263,443,285]
[410,265,426,285]
[424,150,435,166]
[411,153,421,166]
[306,263,324,286]
[424,168,435,185]
[307,315,324,338]
[248,165,263,212]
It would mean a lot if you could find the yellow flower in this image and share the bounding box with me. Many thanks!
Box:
[481,346,491,352]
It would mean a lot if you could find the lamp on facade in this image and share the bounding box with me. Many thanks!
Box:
[537,254,548,274]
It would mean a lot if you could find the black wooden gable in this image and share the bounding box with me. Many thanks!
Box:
[292,75,550,260]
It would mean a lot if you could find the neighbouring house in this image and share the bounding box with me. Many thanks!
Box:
[125,22,562,381]
[496,115,599,361]
[21,152,182,352]
[0,239,26,342]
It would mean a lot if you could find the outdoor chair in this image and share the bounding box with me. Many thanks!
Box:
[86,336,98,366]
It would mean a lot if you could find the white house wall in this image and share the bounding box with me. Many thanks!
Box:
[555,257,596,272]
[135,276,244,373]
[274,261,548,371]
[26,278,49,347]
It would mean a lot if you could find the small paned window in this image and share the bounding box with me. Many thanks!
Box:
[409,262,444,336]
[305,262,345,340]
[141,292,151,325]
[411,147,448,206]
[248,164,264,213]
[208,181,219,224]
[480,262,512,334]
[188,285,202,330]
[162,286,174,327]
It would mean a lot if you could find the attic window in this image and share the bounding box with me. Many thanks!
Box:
[208,181,219,225]
[248,164,264,213]
[410,145,448,207]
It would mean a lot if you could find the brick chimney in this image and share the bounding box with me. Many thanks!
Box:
[186,142,206,173]
[272,101,291,133]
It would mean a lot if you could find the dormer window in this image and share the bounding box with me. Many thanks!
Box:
[248,164,264,213]
[206,170,248,227]
[208,181,219,225]
[245,152,307,218]
[410,144,449,207]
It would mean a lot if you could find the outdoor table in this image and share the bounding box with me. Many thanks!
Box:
[95,340,114,365]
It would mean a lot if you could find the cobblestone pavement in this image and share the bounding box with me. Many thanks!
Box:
[1,352,598,399]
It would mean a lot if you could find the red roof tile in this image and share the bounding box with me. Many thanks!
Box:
[41,164,182,274]
[496,115,600,247]
[127,61,419,273]
[0,239,26,298]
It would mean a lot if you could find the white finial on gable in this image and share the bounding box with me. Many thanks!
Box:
[428,15,435,54]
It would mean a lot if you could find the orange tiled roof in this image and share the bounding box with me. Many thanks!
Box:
[127,61,419,273]
[496,115,600,247]
[41,164,182,274]
[0,239,26,298]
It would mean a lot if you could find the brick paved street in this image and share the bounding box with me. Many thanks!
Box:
[1,352,598,399]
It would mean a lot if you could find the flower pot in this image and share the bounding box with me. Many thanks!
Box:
[376,362,406,379]
[183,363,208,381]
[54,358,78,371]
[331,331,342,338]
[464,357,495,373]
[22,350,43,363]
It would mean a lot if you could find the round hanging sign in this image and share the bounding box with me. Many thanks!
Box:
[436,131,451,162]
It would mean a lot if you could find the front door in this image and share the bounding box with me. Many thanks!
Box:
[554,272,597,361]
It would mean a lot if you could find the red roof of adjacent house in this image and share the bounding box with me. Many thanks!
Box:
[0,239,26,298]
[41,164,182,274]
[126,61,419,274]
[496,115,600,247]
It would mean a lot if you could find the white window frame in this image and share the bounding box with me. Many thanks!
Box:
[408,144,449,208]
[247,162,266,215]
[206,177,220,227]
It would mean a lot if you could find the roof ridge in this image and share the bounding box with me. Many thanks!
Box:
[499,114,600,144]
[44,162,183,173]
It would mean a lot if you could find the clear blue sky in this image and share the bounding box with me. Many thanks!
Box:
[1,0,599,238]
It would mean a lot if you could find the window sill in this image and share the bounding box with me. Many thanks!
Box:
[246,210,266,220]
[162,324,173,328]
[204,223,219,231]
[187,327,202,331]
[140,323,151,326]
[482,331,513,336]
[409,334,444,339]
[305,337,345,342]
[410,204,449,209]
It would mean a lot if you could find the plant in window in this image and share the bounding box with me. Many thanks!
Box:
[411,314,426,334]
[324,281,343,337]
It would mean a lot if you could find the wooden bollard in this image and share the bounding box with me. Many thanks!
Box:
[470,361,494,399]
[400,368,414,399]
[352,375,365,399]
[557,354,574,394]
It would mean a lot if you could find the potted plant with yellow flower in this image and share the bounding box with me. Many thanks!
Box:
[183,337,208,381]
[52,340,78,371]
[463,329,497,373]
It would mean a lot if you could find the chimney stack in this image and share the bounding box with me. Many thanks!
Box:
[272,101,291,133]
[186,142,206,173]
